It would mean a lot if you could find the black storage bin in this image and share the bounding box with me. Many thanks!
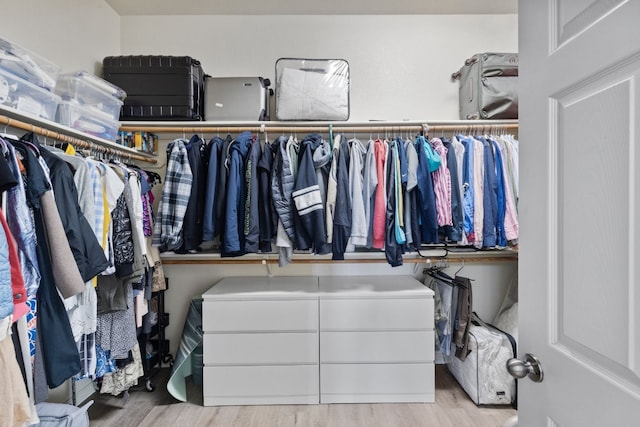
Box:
[103,55,205,121]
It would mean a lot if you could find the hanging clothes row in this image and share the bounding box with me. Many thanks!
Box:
[0,131,166,425]
[153,129,519,267]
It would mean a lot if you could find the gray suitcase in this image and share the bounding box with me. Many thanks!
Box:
[204,77,271,121]
[452,53,518,120]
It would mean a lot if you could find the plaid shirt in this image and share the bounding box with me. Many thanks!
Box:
[153,139,193,251]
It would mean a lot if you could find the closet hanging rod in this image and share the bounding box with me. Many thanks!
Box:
[160,253,518,265]
[119,120,519,135]
[0,114,157,164]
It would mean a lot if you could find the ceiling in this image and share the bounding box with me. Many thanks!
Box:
[105,0,517,16]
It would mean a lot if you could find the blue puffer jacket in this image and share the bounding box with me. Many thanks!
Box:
[0,218,13,319]
[222,131,253,256]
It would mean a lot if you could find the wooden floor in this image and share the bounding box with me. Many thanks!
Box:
[87,366,516,427]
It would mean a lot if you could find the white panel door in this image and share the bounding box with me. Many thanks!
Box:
[519,0,640,425]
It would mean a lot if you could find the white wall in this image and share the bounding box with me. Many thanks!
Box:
[0,0,120,74]
[120,14,518,121]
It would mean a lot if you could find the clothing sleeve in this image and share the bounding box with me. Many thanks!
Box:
[0,155,17,192]
[332,138,352,260]
[292,144,327,254]
[49,162,108,282]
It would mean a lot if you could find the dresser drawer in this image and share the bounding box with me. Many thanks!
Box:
[203,365,319,406]
[320,363,434,403]
[204,332,318,365]
[203,299,318,332]
[320,330,434,363]
[319,298,433,331]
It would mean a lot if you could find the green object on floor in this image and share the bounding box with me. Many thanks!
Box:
[167,297,203,402]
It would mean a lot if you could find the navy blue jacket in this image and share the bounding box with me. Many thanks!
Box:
[202,136,223,241]
[415,136,439,244]
[292,134,329,254]
[385,140,403,267]
[244,136,261,253]
[222,131,252,256]
[215,135,233,244]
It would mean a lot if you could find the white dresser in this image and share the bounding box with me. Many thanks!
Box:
[319,276,435,403]
[201,275,434,406]
[202,276,319,406]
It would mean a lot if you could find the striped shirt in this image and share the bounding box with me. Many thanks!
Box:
[430,138,453,227]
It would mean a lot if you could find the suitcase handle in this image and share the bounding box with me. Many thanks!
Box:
[452,54,480,80]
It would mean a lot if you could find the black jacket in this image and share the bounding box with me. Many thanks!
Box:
[257,140,274,252]
[22,133,108,281]
[177,135,206,252]
[244,136,261,253]
[332,135,351,260]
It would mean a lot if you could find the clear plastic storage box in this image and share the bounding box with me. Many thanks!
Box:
[275,58,350,121]
[56,101,119,141]
[0,36,60,91]
[0,67,61,120]
[55,72,124,122]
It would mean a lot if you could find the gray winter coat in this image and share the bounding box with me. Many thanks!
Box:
[271,135,296,242]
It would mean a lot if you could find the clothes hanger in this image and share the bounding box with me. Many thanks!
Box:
[454,259,474,280]
[0,120,18,141]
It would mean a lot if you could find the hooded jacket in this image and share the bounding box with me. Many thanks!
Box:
[292,134,330,254]
[332,135,351,260]
[347,138,367,250]
[244,136,262,253]
[222,131,253,256]
[415,136,439,244]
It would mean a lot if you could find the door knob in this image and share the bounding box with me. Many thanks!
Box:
[507,353,544,383]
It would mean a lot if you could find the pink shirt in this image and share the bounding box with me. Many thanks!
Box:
[372,139,388,249]
[430,138,453,227]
